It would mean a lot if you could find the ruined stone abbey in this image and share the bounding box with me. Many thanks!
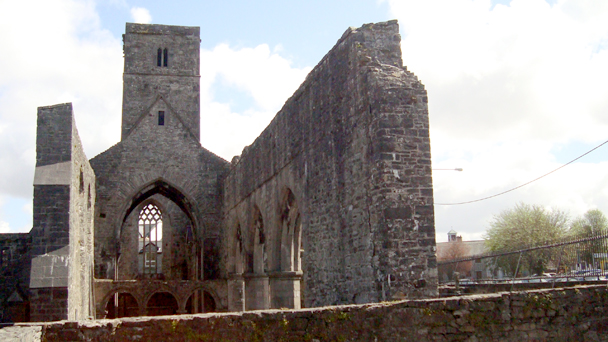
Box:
[0,20,437,322]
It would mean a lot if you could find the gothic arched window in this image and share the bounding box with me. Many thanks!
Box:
[139,203,163,275]
[280,190,302,272]
[253,207,267,274]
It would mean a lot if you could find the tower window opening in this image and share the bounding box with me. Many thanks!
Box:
[138,203,163,276]
[156,48,168,67]
[158,111,165,126]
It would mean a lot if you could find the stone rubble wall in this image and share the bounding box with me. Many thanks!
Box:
[67,112,96,321]
[11,285,608,341]
[0,233,31,322]
[28,103,96,321]
[222,20,436,308]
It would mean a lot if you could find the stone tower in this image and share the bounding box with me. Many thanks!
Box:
[89,23,228,317]
[121,24,201,141]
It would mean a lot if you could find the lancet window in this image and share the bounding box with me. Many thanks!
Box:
[157,48,169,67]
[280,190,302,272]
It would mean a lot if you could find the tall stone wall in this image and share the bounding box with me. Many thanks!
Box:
[223,20,436,309]
[13,285,608,342]
[29,103,96,321]
[67,114,96,321]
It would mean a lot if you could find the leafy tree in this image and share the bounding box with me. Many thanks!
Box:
[568,209,608,269]
[484,203,568,277]
[569,209,608,238]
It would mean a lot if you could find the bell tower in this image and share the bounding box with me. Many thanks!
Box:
[121,23,201,141]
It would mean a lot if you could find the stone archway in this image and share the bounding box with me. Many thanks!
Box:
[270,188,303,309]
[245,205,270,310]
[146,291,178,316]
[114,179,203,282]
[185,289,217,313]
[104,292,140,318]
[279,189,302,273]
[117,179,200,241]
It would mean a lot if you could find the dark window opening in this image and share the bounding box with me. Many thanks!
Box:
[163,48,168,67]
[158,111,165,126]
[87,184,91,209]
[79,168,84,194]
[0,248,7,267]
[157,48,162,67]
[181,261,188,280]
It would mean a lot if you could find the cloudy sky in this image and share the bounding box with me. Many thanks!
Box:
[1,0,607,243]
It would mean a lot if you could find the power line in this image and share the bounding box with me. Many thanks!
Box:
[434,139,608,206]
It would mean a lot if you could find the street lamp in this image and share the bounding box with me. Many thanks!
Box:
[432,168,463,171]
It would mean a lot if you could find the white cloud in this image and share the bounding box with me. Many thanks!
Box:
[0,0,122,232]
[199,44,311,160]
[130,7,152,24]
[388,0,608,242]
[0,0,312,233]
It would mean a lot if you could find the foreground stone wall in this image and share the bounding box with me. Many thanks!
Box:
[7,285,607,341]
[223,20,436,310]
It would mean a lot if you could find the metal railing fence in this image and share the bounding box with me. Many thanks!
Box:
[437,233,608,289]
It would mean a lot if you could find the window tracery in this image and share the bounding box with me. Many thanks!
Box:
[138,203,163,275]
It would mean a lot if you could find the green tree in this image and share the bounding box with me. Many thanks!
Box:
[569,209,608,237]
[484,203,568,277]
[569,209,608,269]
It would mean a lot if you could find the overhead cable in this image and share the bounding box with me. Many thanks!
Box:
[434,139,608,206]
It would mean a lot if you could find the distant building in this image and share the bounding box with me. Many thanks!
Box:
[436,231,491,282]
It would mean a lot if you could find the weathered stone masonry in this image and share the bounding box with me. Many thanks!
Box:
[223,20,436,311]
[29,103,96,322]
[0,19,437,322]
[7,285,608,341]
[89,23,229,317]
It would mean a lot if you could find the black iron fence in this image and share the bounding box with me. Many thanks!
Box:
[437,233,608,288]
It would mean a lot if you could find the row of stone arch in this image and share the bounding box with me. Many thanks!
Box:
[103,288,217,318]
[230,188,303,310]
